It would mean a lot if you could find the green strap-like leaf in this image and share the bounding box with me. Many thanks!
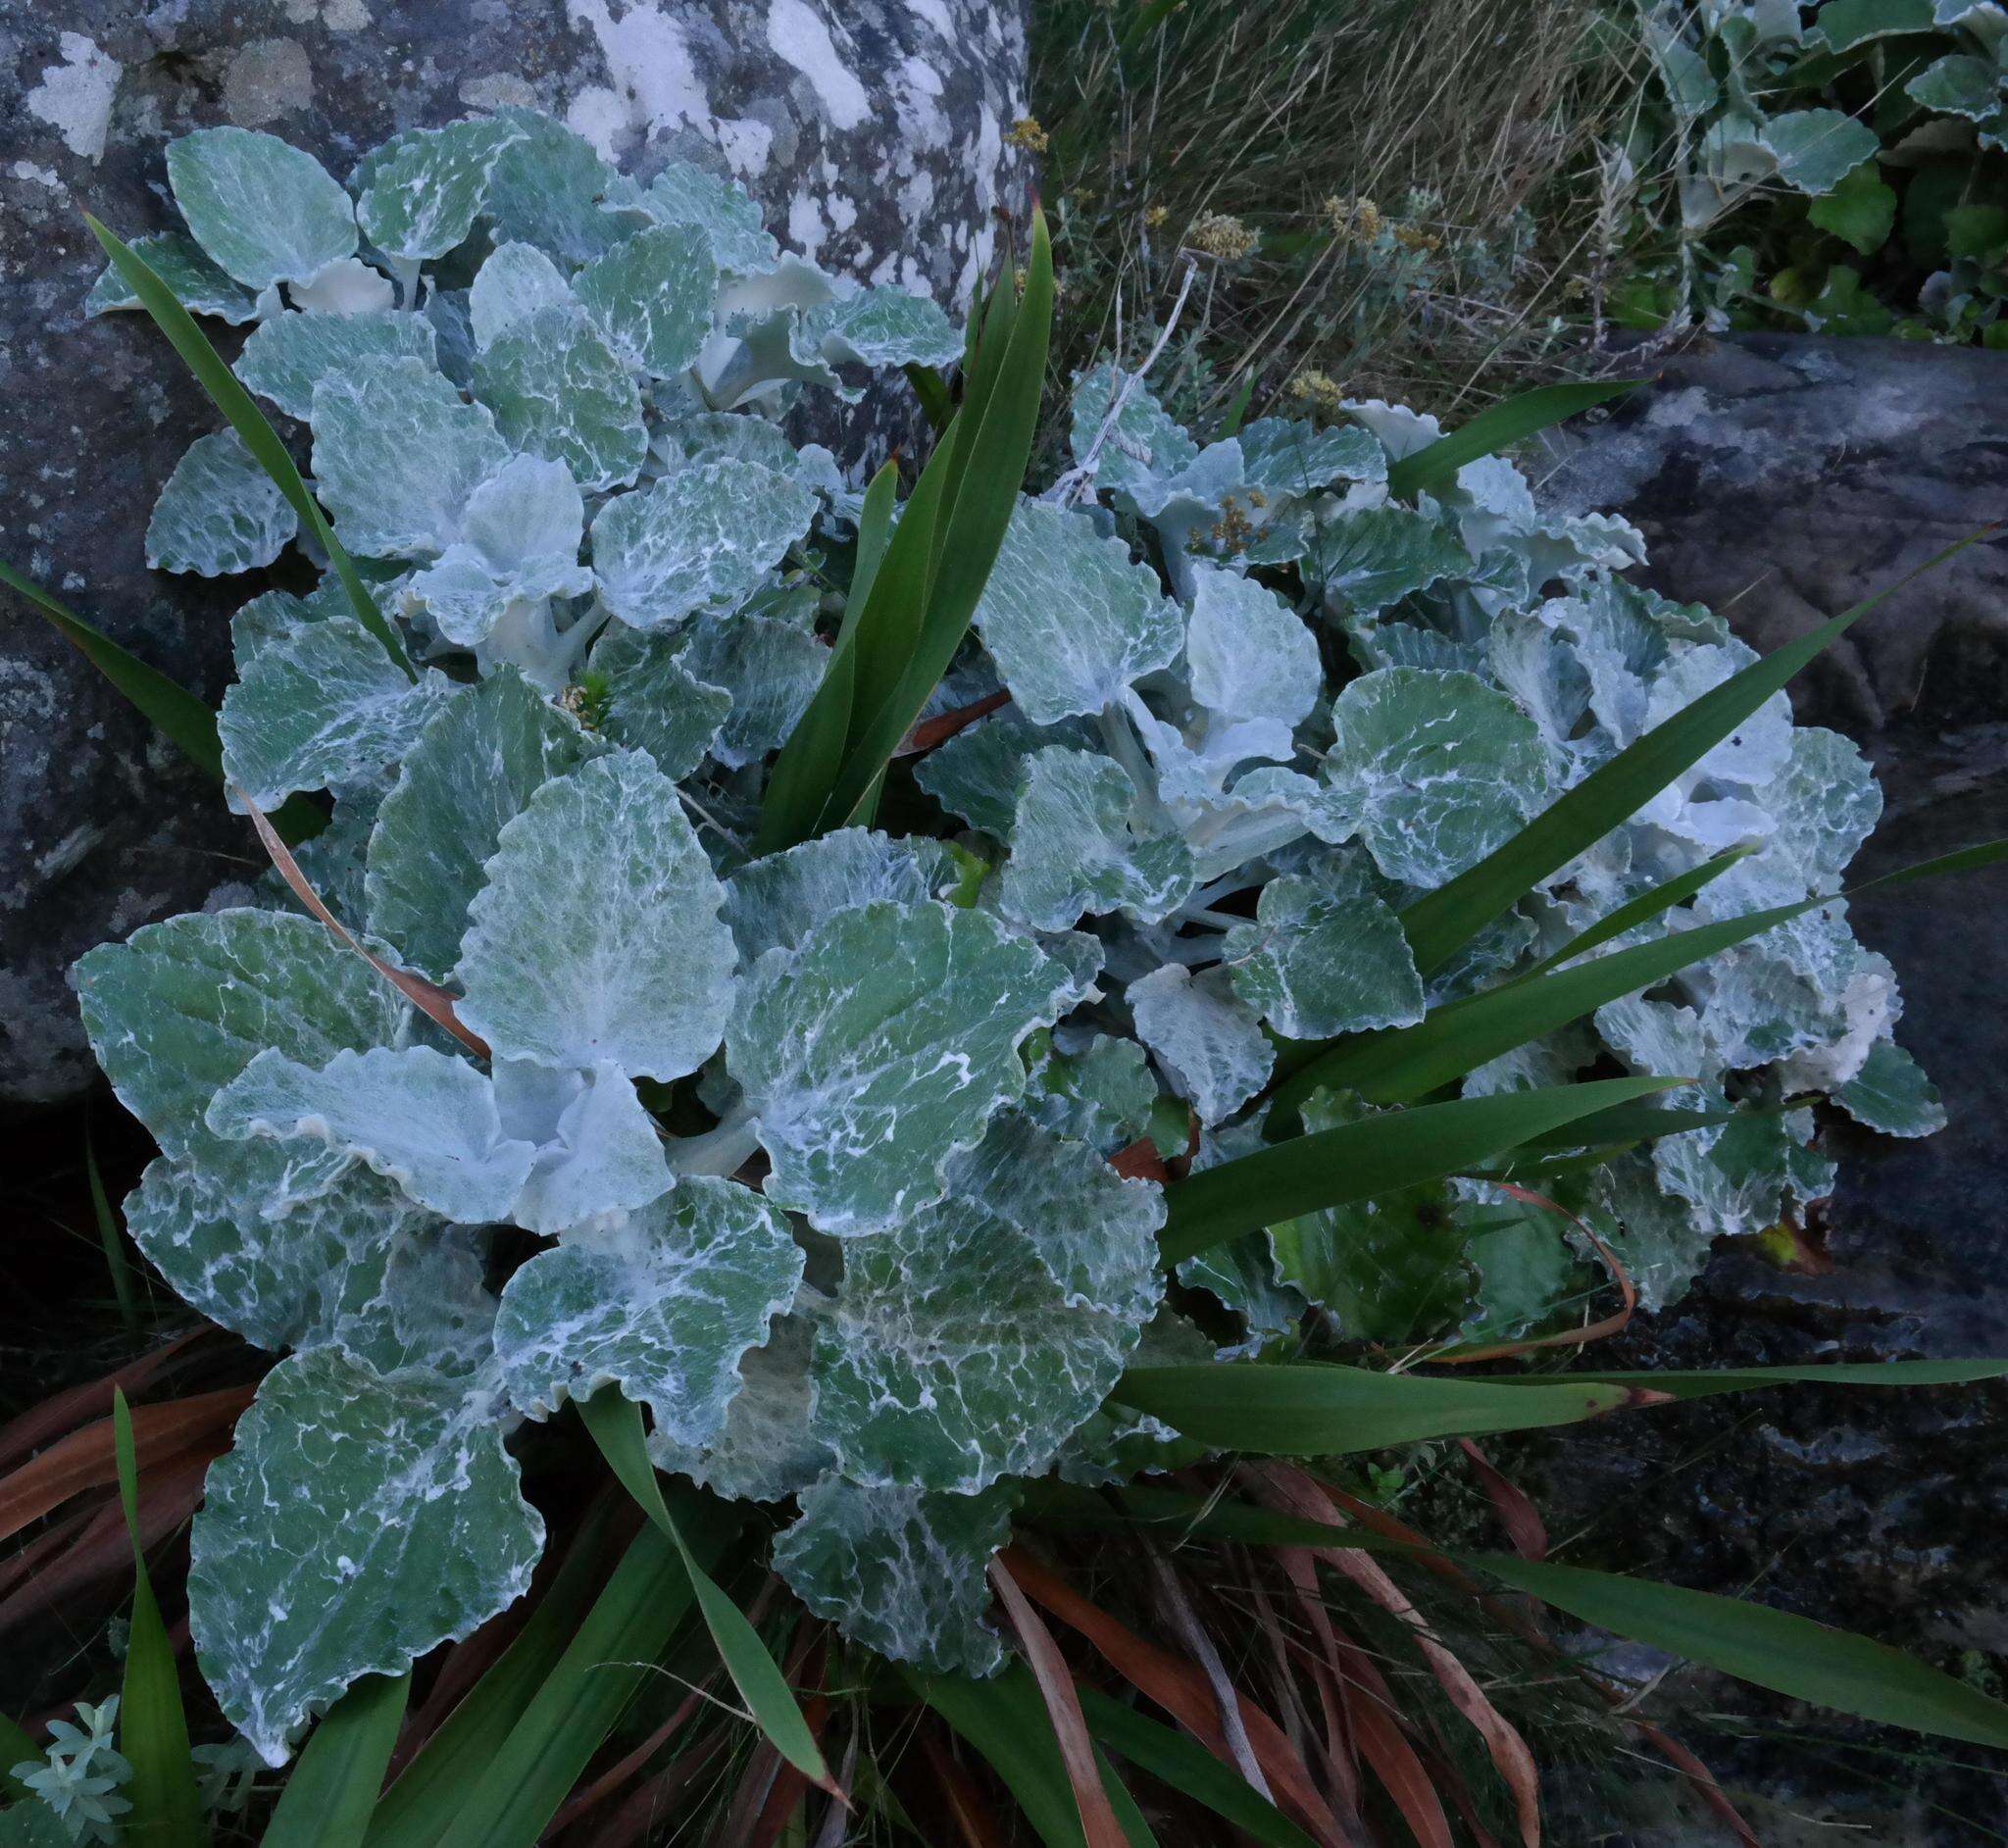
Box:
[1278,839,2008,1113]
[576,1390,835,1793]
[1078,1688,1319,1848]
[261,1673,411,1848]
[112,1388,204,1848]
[1512,845,1757,983]
[1482,1553,2008,1752]
[1395,526,1997,974]
[365,1501,614,1848]
[84,216,410,676]
[1107,1362,1642,1452]
[1383,376,1644,500]
[758,456,898,852]
[423,1511,728,1848]
[1488,1358,2008,1400]
[822,210,1054,834]
[0,558,224,778]
[1161,1074,1679,1262]
[907,1663,1151,1848]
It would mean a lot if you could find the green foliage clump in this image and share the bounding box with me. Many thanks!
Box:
[36,102,1963,1806]
[1625,0,2008,343]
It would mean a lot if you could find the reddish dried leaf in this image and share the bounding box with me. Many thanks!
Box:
[895,688,1012,757]
[992,1558,1130,1848]
[0,1328,209,1472]
[999,1544,1351,1847]
[1109,1137,1170,1183]
[0,1386,252,1542]
[1458,1440,1549,1561]
[921,1727,1012,1848]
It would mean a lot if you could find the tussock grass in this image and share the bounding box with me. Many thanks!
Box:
[1030,0,1648,425]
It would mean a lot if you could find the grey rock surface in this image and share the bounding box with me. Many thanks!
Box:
[1536,332,2008,1839]
[1538,331,2008,735]
[0,0,1031,1108]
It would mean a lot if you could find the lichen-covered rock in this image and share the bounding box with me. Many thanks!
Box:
[0,1,1031,1107]
[1536,332,2008,736]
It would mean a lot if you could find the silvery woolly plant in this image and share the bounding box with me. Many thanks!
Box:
[62,108,1944,1775]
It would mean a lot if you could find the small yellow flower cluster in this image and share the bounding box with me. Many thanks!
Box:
[1288,370,1345,420]
[1006,116,1049,155]
[1324,194,1382,241]
[1144,203,1169,227]
[1187,212,1258,262]
[1392,223,1442,255]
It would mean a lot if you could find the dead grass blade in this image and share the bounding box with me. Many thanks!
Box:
[992,1558,1130,1848]
[240,786,488,1057]
[0,1386,252,1543]
[1250,1466,1541,1848]
[0,1329,209,1473]
[1457,1441,1550,1561]
[921,1727,1012,1848]
[999,1544,1350,1846]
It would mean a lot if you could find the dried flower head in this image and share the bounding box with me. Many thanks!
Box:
[1393,223,1443,255]
[1006,116,1050,155]
[1144,203,1169,227]
[1325,194,1382,241]
[1288,369,1345,419]
[1187,212,1257,262]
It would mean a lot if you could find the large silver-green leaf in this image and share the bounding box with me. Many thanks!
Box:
[1835,1037,1946,1137]
[1000,745,1195,929]
[1023,1033,1161,1154]
[206,1045,537,1224]
[145,429,298,575]
[310,356,512,561]
[971,498,1183,725]
[721,827,954,965]
[74,909,410,1161]
[1235,416,1386,496]
[809,1120,1157,1490]
[470,305,647,493]
[1184,565,1322,731]
[456,750,736,1079]
[1306,505,1470,613]
[493,1060,673,1236]
[589,461,818,631]
[366,670,602,982]
[640,162,778,274]
[1221,863,1425,1039]
[728,899,1072,1234]
[574,223,717,377]
[774,1477,1018,1676]
[792,286,962,372]
[85,230,261,323]
[468,240,576,350]
[494,1177,801,1443]
[233,311,439,423]
[478,108,643,269]
[1128,962,1274,1125]
[678,611,827,770]
[219,613,455,810]
[188,1351,541,1767]
[123,1153,493,1377]
[588,625,732,778]
[355,118,519,263]
[1323,667,1548,886]
[648,1310,834,1502]
[166,126,357,290]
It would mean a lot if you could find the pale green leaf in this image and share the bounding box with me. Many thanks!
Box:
[1184,565,1323,731]
[1305,505,1470,613]
[495,1176,801,1442]
[492,1060,673,1235]
[85,230,261,323]
[590,461,818,630]
[310,356,512,561]
[365,670,601,982]
[722,827,954,965]
[1001,746,1196,930]
[1221,864,1426,1039]
[233,310,439,423]
[219,612,455,810]
[456,750,736,1078]
[145,429,298,576]
[166,126,358,290]
[206,1045,538,1224]
[728,899,1072,1234]
[188,1351,541,1767]
[74,908,410,1161]
[471,305,647,493]
[972,498,1183,724]
[574,223,717,377]
[774,1477,1018,1675]
[678,610,827,769]
[1128,963,1274,1125]
[468,241,575,351]
[647,1311,835,1502]
[640,162,778,274]
[1835,1037,1946,1137]
[356,118,520,263]
[588,625,731,778]
[1323,668,1548,886]
[478,109,645,269]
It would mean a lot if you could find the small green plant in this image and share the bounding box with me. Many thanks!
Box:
[1626,0,2008,342]
[7,103,2008,1847]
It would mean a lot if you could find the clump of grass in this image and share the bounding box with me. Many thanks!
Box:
[1030,0,1647,426]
